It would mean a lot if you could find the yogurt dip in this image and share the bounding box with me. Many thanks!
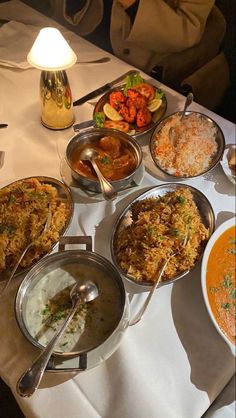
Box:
[24,262,123,353]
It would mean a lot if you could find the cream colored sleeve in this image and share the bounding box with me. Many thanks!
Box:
[125,0,215,53]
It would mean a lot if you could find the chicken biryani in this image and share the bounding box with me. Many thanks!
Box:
[0,178,70,273]
[115,188,209,283]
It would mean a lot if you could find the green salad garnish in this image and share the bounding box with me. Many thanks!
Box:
[123,73,144,95]
[94,112,105,127]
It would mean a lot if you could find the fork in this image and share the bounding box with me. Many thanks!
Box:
[129,233,188,326]
[0,204,52,296]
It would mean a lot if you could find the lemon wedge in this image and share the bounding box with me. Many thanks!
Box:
[103,103,123,121]
[147,98,162,112]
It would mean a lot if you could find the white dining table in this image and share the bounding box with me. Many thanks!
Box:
[0,1,235,418]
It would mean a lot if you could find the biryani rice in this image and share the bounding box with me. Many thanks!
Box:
[153,113,218,177]
[115,188,209,282]
[0,178,70,272]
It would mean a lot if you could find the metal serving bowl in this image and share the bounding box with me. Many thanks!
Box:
[15,238,128,363]
[149,111,225,179]
[0,176,74,282]
[93,83,167,139]
[66,127,143,193]
[111,183,215,291]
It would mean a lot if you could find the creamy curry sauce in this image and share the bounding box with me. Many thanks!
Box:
[24,263,123,353]
[206,225,236,344]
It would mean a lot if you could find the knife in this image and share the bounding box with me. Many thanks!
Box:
[73,69,138,107]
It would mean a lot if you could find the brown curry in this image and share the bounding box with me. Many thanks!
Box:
[206,225,236,345]
[71,136,136,181]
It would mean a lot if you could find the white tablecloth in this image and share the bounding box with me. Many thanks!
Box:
[0,2,235,418]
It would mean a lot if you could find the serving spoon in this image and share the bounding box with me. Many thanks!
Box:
[17,280,99,397]
[169,92,194,143]
[129,233,188,326]
[80,147,117,201]
[0,204,52,297]
[180,92,194,120]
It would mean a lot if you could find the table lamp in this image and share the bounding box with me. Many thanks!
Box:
[27,27,77,130]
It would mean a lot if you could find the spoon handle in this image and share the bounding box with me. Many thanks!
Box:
[129,259,168,326]
[91,158,117,201]
[181,92,194,120]
[0,242,33,297]
[17,299,81,397]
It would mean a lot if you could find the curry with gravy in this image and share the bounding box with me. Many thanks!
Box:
[206,225,236,344]
[70,135,136,181]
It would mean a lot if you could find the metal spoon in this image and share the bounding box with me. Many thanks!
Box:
[129,234,188,326]
[80,148,117,201]
[17,280,99,397]
[180,92,194,120]
[0,204,52,297]
[169,92,194,142]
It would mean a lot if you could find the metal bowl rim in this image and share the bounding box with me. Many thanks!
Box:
[15,248,127,357]
[110,182,216,289]
[201,217,236,355]
[0,175,74,282]
[65,127,143,185]
[149,110,225,179]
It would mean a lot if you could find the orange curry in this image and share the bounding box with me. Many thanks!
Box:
[71,136,136,181]
[206,225,236,344]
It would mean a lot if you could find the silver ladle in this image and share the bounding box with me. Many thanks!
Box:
[17,280,99,398]
[80,147,117,201]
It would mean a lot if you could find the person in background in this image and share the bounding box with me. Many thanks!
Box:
[50,0,215,74]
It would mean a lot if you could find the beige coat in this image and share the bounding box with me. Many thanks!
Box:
[51,0,215,73]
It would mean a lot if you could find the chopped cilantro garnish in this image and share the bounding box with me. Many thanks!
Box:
[0,225,16,235]
[100,155,110,165]
[221,303,231,310]
[170,228,180,236]
[230,288,236,299]
[176,195,186,204]
[223,275,232,288]
[210,287,218,293]
[227,248,236,254]
[41,305,50,316]
[146,225,157,236]
[229,237,236,245]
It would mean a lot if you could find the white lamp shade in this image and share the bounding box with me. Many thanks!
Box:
[27,27,77,71]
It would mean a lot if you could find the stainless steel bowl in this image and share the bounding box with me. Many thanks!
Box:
[0,176,74,282]
[15,239,127,360]
[111,183,215,291]
[66,127,143,193]
[149,111,225,179]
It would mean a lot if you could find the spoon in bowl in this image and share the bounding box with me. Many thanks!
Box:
[180,92,194,120]
[17,280,99,398]
[169,92,194,143]
[80,147,118,201]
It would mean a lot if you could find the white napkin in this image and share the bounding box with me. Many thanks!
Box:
[0,20,41,68]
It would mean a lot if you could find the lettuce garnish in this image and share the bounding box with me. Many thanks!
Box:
[94,112,105,127]
[123,73,144,96]
[155,89,165,100]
